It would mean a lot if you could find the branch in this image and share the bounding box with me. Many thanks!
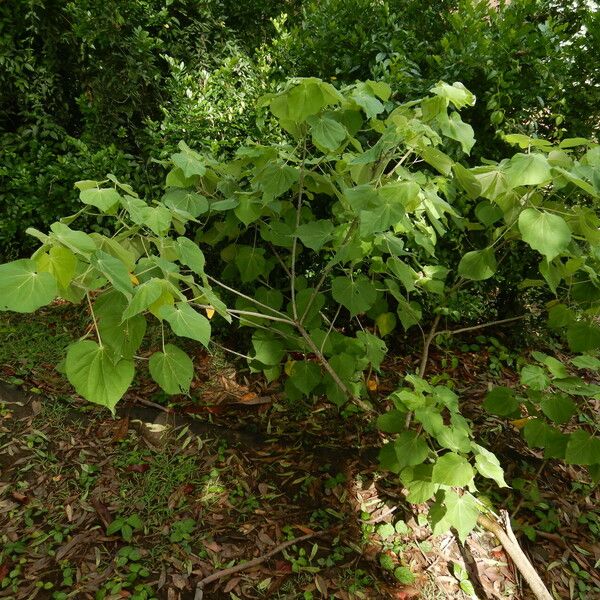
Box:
[433,315,526,339]
[296,322,373,413]
[194,532,322,599]
[478,511,553,600]
[227,309,294,325]
[291,139,307,321]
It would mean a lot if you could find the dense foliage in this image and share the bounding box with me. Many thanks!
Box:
[2,0,598,262]
[1,77,599,540]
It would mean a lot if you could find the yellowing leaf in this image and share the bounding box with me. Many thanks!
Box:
[284,360,296,377]
[204,306,215,319]
[129,273,140,285]
[367,378,378,392]
[510,417,531,429]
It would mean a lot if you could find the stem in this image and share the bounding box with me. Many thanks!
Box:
[227,309,295,325]
[433,315,526,339]
[296,322,373,413]
[478,511,553,600]
[194,532,322,599]
[206,275,288,318]
[210,341,254,362]
[299,217,359,324]
[291,139,307,321]
[87,292,102,348]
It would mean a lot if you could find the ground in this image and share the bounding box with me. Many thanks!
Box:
[0,308,599,599]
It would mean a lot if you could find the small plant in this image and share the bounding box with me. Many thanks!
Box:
[107,514,144,542]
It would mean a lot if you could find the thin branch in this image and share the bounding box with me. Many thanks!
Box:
[206,275,288,318]
[478,511,553,600]
[291,139,307,321]
[227,309,294,325]
[296,322,373,413]
[433,315,526,339]
[299,218,359,324]
[210,340,254,362]
[194,532,322,599]
[86,292,102,347]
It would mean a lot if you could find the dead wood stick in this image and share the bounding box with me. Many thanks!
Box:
[193,531,322,600]
[478,511,553,600]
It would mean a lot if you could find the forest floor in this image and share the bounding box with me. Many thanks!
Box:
[0,307,599,600]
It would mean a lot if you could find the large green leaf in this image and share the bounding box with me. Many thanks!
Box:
[160,302,211,347]
[309,116,347,151]
[172,143,206,178]
[540,394,576,425]
[80,187,122,212]
[36,246,78,289]
[177,237,205,277]
[331,275,377,316]
[394,431,429,469]
[565,430,600,465]
[50,222,97,256]
[66,340,134,413]
[472,444,507,487]
[162,189,208,218]
[520,365,549,391]
[483,386,519,416]
[297,220,334,251]
[288,361,321,396]
[235,246,267,282]
[457,248,497,281]
[251,331,285,366]
[505,153,551,187]
[149,344,193,395]
[121,279,163,320]
[443,491,479,542]
[566,323,600,352]
[431,452,474,487]
[255,163,299,199]
[0,260,58,313]
[518,209,571,260]
[91,251,133,298]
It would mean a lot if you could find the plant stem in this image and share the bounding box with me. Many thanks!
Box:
[86,292,102,348]
[295,321,373,413]
[227,309,295,325]
[291,139,307,321]
[433,315,526,339]
[206,275,288,318]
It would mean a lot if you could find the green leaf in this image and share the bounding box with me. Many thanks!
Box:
[377,410,407,434]
[36,246,77,289]
[520,365,550,391]
[50,222,97,256]
[144,206,172,236]
[565,430,600,465]
[394,432,429,469]
[566,323,600,352]
[571,355,600,370]
[91,251,133,298]
[297,220,334,251]
[376,312,397,336]
[483,387,519,416]
[235,246,267,283]
[162,189,208,218]
[393,567,415,585]
[0,259,58,313]
[122,279,164,321]
[331,275,377,316]
[172,149,206,178]
[378,442,401,473]
[540,394,576,425]
[474,200,503,226]
[252,331,285,366]
[177,237,205,277]
[443,491,479,543]
[149,344,193,395]
[431,453,474,487]
[430,81,475,109]
[472,444,508,487]
[288,361,321,396]
[356,331,387,371]
[66,340,134,413]
[309,116,347,151]
[255,163,299,199]
[453,164,481,200]
[457,248,497,281]
[505,153,551,187]
[437,111,475,154]
[80,187,122,212]
[160,303,211,347]
[518,209,571,261]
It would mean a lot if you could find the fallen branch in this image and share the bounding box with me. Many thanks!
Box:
[478,510,553,600]
[193,531,322,600]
